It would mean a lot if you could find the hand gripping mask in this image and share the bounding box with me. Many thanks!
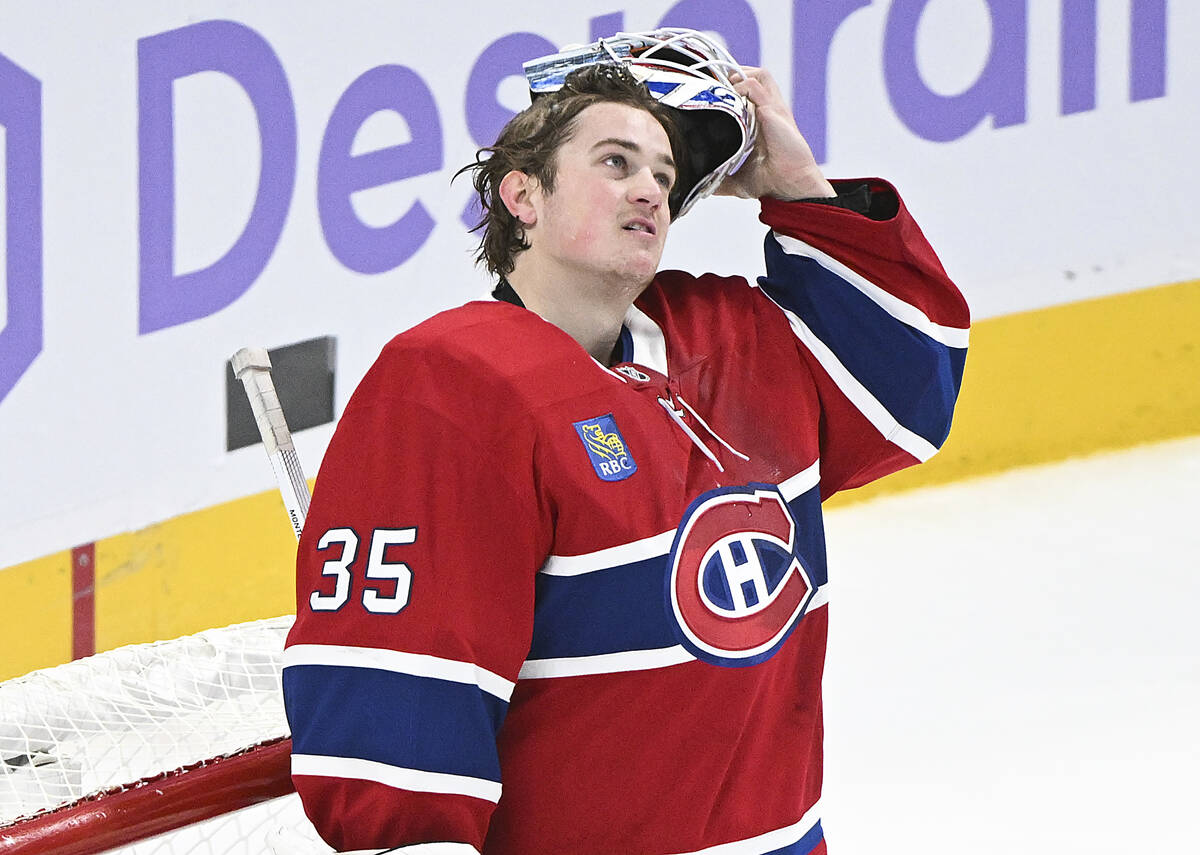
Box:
[523,28,757,218]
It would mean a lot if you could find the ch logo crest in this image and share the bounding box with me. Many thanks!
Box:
[667,485,814,667]
[574,414,637,482]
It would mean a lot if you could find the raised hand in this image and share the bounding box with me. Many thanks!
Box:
[715,67,836,201]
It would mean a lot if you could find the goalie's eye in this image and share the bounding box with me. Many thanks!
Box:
[603,153,628,171]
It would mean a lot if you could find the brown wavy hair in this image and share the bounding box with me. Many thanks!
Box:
[456,64,686,278]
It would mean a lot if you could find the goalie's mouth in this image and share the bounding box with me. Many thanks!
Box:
[622,218,658,236]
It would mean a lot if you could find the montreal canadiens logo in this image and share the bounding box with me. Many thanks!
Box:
[667,485,814,667]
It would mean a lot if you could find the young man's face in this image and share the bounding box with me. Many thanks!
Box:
[527,102,676,287]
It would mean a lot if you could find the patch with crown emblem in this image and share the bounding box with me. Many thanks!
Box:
[574,414,637,482]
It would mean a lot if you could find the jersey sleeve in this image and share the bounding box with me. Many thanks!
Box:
[282,331,552,854]
[755,178,971,496]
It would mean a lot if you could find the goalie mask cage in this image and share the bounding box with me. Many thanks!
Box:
[0,617,329,854]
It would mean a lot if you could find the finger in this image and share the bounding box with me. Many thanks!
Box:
[749,67,781,98]
[733,76,770,107]
[727,65,759,83]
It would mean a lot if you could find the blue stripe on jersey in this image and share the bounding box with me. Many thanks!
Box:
[530,554,676,660]
[284,664,506,783]
[528,487,828,661]
[788,488,828,588]
[759,236,965,447]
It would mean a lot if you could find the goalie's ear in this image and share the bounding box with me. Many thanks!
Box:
[498,170,538,227]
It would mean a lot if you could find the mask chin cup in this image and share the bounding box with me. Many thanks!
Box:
[524,28,757,218]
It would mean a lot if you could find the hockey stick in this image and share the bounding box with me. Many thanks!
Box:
[230,347,311,540]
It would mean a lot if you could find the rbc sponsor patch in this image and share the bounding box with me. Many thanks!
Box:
[574,414,637,482]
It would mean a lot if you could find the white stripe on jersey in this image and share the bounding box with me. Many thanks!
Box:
[335,800,821,854]
[518,592,829,680]
[540,529,676,577]
[292,754,502,803]
[283,644,515,702]
[778,459,820,501]
[518,644,694,679]
[624,302,671,375]
[539,462,821,578]
[770,232,970,348]
[668,799,822,854]
[772,304,940,462]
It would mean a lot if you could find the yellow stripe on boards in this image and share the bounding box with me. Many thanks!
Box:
[93,489,301,654]
[828,278,1200,507]
[0,551,72,680]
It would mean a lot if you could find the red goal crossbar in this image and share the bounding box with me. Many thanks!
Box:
[0,739,294,855]
[0,617,305,854]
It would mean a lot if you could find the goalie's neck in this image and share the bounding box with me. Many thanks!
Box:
[499,270,645,366]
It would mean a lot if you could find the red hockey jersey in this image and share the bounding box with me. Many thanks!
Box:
[283,182,970,854]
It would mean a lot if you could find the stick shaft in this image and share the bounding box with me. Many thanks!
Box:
[231,347,311,539]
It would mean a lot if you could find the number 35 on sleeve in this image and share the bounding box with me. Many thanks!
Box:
[309,527,417,614]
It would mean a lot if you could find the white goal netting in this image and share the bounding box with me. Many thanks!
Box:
[0,616,330,854]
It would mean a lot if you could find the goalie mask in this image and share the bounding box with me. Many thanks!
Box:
[524,28,757,219]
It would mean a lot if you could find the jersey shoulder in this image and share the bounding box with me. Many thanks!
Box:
[387,299,567,376]
[642,267,765,317]
[637,268,779,356]
[354,300,607,428]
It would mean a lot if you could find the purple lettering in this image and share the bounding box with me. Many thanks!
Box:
[791,0,871,164]
[465,33,556,148]
[1130,0,1167,101]
[657,0,761,67]
[137,20,296,335]
[0,53,43,405]
[884,0,1026,142]
[589,12,626,42]
[1061,0,1097,115]
[318,65,442,274]
[1062,0,1167,114]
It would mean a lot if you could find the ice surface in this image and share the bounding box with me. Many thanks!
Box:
[821,435,1200,854]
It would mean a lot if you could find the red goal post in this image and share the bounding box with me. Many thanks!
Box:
[0,617,327,854]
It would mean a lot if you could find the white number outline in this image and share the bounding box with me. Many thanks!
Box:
[310,528,358,611]
[362,528,416,614]
[308,527,417,614]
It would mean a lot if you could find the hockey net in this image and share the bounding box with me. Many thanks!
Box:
[0,617,331,854]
